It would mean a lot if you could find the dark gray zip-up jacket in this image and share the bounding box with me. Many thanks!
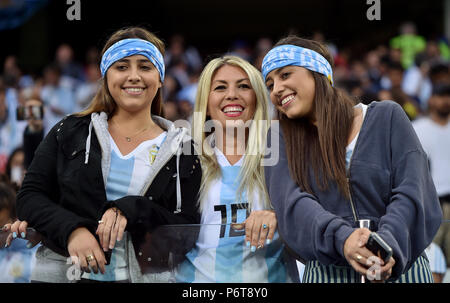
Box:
[16,113,201,282]
[265,101,442,280]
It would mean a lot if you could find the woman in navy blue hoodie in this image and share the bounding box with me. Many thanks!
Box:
[262,35,442,283]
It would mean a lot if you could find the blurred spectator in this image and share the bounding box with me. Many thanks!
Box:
[0,84,26,172]
[0,182,38,283]
[385,61,421,120]
[40,63,76,130]
[55,43,85,82]
[176,70,201,122]
[429,62,450,87]
[0,182,15,227]
[229,39,252,62]
[21,97,44,169]
[413,84,450,280]
[425,242,447,283]
[85,46,101,66]
[5,147,24,192]
[390,22,426,69]
[252,37,273,70]
[167,58,190,89]
[312,31,338,58]
[402,53,433,109]
[165,34,203,75]
[163,100,181,122]
[162,74,182,102]
[74,63,101,112]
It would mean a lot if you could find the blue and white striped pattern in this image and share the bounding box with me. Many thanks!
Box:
[175,148,290,282]
[100,38,165,82]
[261,44,333,86]
[425,242,447,274]
[303,256,434,283]
[83,132,166,281]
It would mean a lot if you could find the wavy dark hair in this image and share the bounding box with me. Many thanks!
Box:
[274,36,356,197]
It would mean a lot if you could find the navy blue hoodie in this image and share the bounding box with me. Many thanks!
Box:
[265,101,443,279]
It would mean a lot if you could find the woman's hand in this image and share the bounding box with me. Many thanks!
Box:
[242,210,277,252]
[343,228,395,282]
[96,207,127,252]
[67,227,106,274]
[2,220,42,248]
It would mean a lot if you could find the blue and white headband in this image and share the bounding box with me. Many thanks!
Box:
[261,45,333,86]
[100,38,165,82]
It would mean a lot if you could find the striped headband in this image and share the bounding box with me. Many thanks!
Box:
[100,38,165,82]
[261,44,333,86]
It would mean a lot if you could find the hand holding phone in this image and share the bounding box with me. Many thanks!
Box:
[365,232,393,263]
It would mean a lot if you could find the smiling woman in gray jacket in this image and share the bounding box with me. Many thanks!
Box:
[14,27,201,283]
[262,35,442,283]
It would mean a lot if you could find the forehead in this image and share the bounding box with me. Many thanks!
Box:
[117,54,151,62]
[212,64,248,81]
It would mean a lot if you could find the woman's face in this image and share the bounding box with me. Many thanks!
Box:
[207,64,256,129]
[265,65,316,121]
[106,54,161,114]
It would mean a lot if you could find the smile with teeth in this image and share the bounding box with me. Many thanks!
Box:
[223,106,243,113]
[222,105,244,117]
[280,94,295,106]
[123,87,145,94]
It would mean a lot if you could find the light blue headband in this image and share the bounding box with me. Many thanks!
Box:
[261,44,333,86]
[100,38,165,82]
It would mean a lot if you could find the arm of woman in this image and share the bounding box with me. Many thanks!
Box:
[16,119,99,254]
[264,128,356,265]
[375,102,442,279]
[97,143,201,250]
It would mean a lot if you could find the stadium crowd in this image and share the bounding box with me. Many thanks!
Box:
[0,22,449,282]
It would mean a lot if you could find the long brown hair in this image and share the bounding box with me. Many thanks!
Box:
[275,36,355,197]
[77,27,165,117]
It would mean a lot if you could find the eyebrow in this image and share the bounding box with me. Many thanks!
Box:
[116,58,151,63]
[265,67,286,84]
[212,78,249,84]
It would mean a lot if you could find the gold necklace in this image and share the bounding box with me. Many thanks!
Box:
[110,119,150,142]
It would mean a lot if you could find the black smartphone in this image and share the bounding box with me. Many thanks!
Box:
[16,105,44,120]
[366,232,393,263]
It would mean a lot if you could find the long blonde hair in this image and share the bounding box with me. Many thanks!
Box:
[192,56,271,212]
[77,27,165,117]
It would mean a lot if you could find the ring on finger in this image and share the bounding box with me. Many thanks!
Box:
[86,254,95,262]
[98,220,104,224]
[262,224,268,229]
[355,254,363,261]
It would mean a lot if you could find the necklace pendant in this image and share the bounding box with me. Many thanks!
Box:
[126,137,131,142]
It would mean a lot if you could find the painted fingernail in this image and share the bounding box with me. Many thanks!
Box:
[266,239,271,245]
[21,232,26,238]
[12,232,17,238]
[251,246,256,252]
[246,241,250,247]
[26,241,33,249]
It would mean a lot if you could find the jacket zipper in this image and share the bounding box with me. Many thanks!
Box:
[347,177,359,224]
[347,149,359,224]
